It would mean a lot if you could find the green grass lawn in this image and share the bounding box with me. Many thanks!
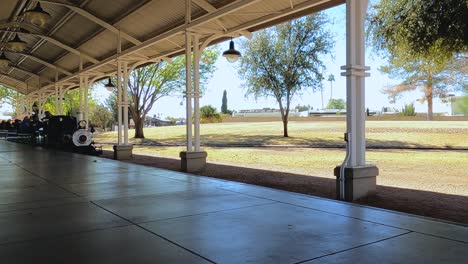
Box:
[95,121,468,148]
[97,121,468,196]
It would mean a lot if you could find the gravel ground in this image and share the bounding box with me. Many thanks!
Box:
[102,150,468,225]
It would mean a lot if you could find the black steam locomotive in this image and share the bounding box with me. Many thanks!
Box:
[45,115,102,155]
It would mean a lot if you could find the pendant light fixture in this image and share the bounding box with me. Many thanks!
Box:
[8,34,27,52]
[104,77,115,91]
[0,53,10,68]
[222,38,241,63]
[23,2,51,27]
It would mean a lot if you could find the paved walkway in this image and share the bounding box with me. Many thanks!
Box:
[0,141,467,264]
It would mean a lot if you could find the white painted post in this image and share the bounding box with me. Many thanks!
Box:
[193,34,201,152]
[117,60,123,145]
[58,85,63,115]
[185,0,193,152]
[78,75,84,121]
[84,76,89,128]
[38,94,44,118]
[54,85,58,115]
[342,0,369,167]
[123,61,129,145]
[117,30,123,145]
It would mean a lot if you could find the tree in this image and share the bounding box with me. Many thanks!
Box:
[43,87,98,116]
[327,74,335,101]
[221,90,228,114]
[0,85,22,115]
[89,104,113,129]
[401,103,416,116]
[105,93,118,126]
[368,0,467,57]
[380,51,465,120]
[200,105,221,122]
[124,47,218,138]
[368,1,467,120]
[239,14,333,137]
[326,98,345,110]
[295,104,311,112]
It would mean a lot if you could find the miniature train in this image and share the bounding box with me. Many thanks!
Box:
[46,115,102,155]
[3,115,102,156]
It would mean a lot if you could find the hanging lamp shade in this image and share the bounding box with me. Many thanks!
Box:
[0,53,10,68]
[104,77,115,91]
[222,39,241,63]
[23,3,51,27]
[8,34,27,52]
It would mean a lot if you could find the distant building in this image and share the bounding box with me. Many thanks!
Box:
[233,108,308,117]
[144,116,174,127]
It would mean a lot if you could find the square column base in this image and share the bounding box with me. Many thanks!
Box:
[334,165,379,201]
[113,145,133,160]
[180,151,207,173]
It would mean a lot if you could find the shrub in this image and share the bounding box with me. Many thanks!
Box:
[401,103,416,116]
[200,105,222,123]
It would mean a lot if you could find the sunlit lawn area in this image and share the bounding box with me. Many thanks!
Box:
[96,121,468,149]
[97,121,468,196]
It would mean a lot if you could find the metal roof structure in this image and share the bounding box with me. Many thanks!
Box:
[1,0,377,201]
[0,0,344,97]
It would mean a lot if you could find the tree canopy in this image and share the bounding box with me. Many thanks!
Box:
[120,47,218,138]
[368,0,467,120]
[221,90,228,114]
[239,14,333,137]
[326,98,346,110]
[368,0,467,57]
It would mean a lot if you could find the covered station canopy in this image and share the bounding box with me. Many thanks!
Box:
[0,0,343,95]
[1,0,375,201]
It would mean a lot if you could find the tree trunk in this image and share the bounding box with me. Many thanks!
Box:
[321,89,324,109]
[282,117,288,137]
[134,115,145,138]
[427,94,433,121]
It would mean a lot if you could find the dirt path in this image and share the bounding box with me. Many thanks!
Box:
[102,150,468,225]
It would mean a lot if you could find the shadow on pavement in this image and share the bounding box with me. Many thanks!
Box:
[102,151,468,225]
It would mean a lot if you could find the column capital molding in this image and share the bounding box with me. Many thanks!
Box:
[341,64,370,77]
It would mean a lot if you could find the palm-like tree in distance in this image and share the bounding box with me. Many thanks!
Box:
[328,74,335,101]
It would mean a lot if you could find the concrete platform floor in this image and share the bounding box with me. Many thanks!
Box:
[0,141,467,264]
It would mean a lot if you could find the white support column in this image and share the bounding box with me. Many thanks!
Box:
[27,97,33,115]
[54,85,59,115]
[122,61,129,145]
[179,0,207,172]
[113,30,132,160]
[78,75,84,121]
[117,59,123,145]
[84,77,89,128]
[193,34,201,152]
[38,94,45,118]
[343,0,368,166]
[58,85,63,115]
[335,0,378,201]
[185,30,193,152]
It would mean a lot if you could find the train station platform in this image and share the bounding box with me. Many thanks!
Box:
[0,141,467,264]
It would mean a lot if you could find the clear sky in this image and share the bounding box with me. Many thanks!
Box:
[1,4,456,118]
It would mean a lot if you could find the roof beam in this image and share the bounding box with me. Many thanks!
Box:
[0,81,27,94]
[38,0,142,45]
[0,73,27,86]
[0,29,99,64]
[192,0,228,31]
[36,0,261,93]
[8,66,40,78]
[3,51,72,76]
